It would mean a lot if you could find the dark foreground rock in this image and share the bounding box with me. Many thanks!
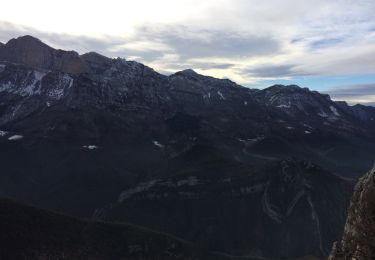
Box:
[329,166,375,259]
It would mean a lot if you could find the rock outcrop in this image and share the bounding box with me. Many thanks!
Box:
[329,166,375,259]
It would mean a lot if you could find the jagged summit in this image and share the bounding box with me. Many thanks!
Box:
[0,35,86,75]
[264,84,332,100]
[254,83,337,116]
[6,35,47,47]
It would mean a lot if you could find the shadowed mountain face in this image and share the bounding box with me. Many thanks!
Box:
[0,198,222,260]
[97,157,352,259]
[0,35,372,259]
[0,36,374,180]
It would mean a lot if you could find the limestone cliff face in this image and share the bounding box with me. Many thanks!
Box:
[0,35,87,75]
[329,166,375,259]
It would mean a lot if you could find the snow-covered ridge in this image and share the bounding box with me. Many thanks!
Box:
[0,67,74,100]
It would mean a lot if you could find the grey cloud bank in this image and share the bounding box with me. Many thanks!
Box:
[325,84,375,105]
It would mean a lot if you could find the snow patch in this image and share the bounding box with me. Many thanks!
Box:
[329,106,340,116]
[34,71,45,82]
[22,71,46,96]
[153,140,164,148]
[276,103,291,109]
[177,176,199,186]
[286,126,295,130]
[217,90,226,100]
[64,74,74,89]
[238,136,264,143]
[318,111,328,118]
[304,130,312,134]
[46,102,51,107]
[8,135,23,141]
[83,145,98,150]
[0,82,13,92]
[244,101,248,105]
[203,92,211,99]
[47,74,74,100]
[0,130,8,136]
[119,180,159,202]
[262,184,283,223]
[239,183,266,194]
[47,89,64,99]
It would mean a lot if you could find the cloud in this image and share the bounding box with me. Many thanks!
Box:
[324,83,375,105]
[243,64,311,78]
[309,37,346,50]
[135,25,282,59]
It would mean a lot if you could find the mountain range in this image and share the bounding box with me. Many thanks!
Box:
[0,35,374,259]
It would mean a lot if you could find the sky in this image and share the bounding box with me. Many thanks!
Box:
[0,0,375,105]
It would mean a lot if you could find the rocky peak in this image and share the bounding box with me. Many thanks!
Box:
[6,35,47,48]
[268,84,305,91]
[329,166,375,259]
[169,68,244,95]
[255,84,339,118]
[264,85,327,97]
[175,69,199,77]
[0,35,87,75]
[81,52,112,65]
[80,51,113,73]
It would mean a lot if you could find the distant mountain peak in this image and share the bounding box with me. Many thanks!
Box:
[267,84,306,91]
[81,51,110,62]
[176,69,199,77]
[80,51,113,72]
